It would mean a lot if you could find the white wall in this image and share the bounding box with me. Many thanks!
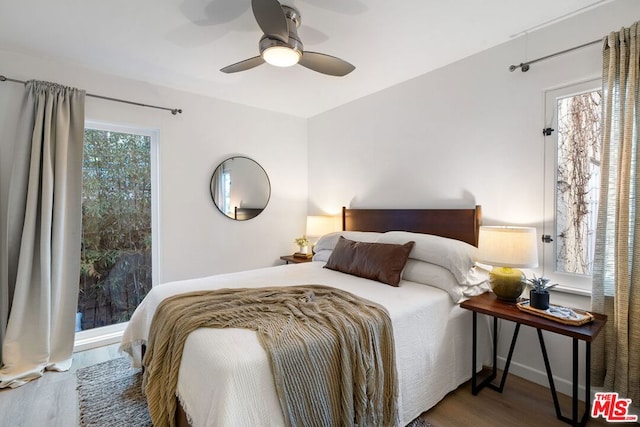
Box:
[1,0,636,401]
[0,49,308,284]
[307,0,640,397]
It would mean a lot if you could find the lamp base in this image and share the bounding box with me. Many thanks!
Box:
[489,267,526,301]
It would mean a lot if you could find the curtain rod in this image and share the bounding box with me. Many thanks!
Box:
[509,38,602,72]
[0,75,182,115]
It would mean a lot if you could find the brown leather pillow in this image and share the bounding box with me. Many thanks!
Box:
[324,236,415,286]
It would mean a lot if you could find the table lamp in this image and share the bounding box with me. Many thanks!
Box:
[477,226,538,301]
[306,215,340,247]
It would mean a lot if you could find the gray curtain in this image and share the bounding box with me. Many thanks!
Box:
[591,22,640,404]
[0,81,85,388]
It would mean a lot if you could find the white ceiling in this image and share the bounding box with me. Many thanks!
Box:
[0,0,611,118]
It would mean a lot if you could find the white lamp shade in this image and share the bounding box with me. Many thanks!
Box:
[477,226,539,268]
[306,215,340,237]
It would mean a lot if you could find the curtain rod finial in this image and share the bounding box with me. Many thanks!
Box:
[0,75,6,81]
[171,108,183,115]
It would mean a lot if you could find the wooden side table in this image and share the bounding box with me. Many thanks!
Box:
[460,293,607,427]
[280,255,312,264]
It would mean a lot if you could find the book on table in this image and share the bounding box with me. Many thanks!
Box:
[293,252,312,259]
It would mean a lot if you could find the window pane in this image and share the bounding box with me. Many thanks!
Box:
[78,128,153,331]
[555,90,601,276]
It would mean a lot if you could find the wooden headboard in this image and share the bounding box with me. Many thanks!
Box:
[342,205,482,246]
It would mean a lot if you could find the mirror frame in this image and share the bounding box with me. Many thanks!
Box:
[209,156,271,221]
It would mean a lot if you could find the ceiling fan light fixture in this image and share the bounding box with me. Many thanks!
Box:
[262,46,301,67]
[221,1,354,76]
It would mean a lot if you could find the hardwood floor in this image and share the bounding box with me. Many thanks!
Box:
[0,343,120,427]
[424,373,611,427]
[0,346,613,426]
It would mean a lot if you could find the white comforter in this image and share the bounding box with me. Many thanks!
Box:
[120,262,491,426]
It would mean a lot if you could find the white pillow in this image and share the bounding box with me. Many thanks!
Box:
[312,231,383,262]
[377,231,478,284]
[312,249,332,262]
[402,259,463,302]
[402,259,491,303]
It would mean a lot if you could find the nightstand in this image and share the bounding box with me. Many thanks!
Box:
[280,255,312,264]
[460,293,607,427]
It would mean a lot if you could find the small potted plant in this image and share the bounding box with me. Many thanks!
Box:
[294,236,309,254]
[526,274,557,310]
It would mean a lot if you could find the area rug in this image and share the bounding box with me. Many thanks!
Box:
[76,357,150,427]
[76,357,434,426]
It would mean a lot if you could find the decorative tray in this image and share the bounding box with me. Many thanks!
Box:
[516,300,594,326]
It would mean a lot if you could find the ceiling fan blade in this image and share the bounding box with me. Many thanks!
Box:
[251,0,289,43]
[298,51,355,76]
[220,56,265,73]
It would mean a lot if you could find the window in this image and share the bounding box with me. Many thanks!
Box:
[543,80,601,293]
[76,122,159,341]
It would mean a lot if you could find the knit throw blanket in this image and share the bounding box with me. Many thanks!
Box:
[142,285,398,427]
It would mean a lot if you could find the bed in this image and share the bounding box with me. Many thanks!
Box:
[120,206,492,427]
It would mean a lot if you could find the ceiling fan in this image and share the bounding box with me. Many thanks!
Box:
[220,0,355,76]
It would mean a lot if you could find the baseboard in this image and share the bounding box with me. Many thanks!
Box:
[496,355,584,400]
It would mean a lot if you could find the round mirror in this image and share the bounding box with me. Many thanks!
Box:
[210,156,271,220]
